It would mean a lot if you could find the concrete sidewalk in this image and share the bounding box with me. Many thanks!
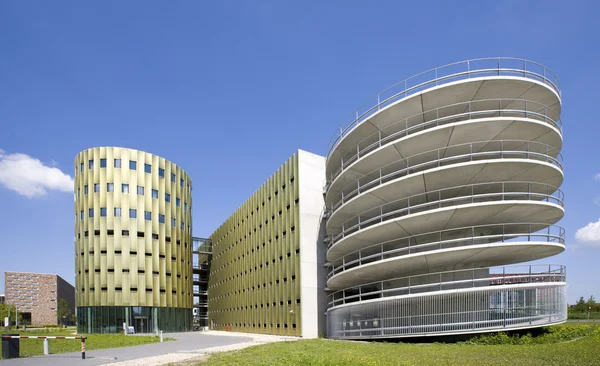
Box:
[0,331,253,365]
[108,331,299,366]
[0,331,298,366]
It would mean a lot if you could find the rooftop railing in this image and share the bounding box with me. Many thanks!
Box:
[327,58,561,160]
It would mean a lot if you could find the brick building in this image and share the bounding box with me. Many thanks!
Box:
[4,272,75,326]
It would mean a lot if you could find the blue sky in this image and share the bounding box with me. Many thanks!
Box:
[0,1,598,303]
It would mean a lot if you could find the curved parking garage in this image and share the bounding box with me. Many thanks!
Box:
[324,58,567,339]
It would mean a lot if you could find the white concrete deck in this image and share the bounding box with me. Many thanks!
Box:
[327,159,563,230]
[327,201,564,261]
[326,241,564,290]
[326,117,562,200]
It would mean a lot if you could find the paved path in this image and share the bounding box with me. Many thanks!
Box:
[0,331,265,366]
[0,331,298,365]
[108,331,299,366]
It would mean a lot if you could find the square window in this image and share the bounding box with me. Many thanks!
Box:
[122,184,129,194]
[159,168,165,178]
[184,202,187,212]
[137,186,144,195]
[100,158,106,168]
[171,173,175,183]
[165,193,171,202]
[94,183,100,193]
[180,221,184,230]
[88,160,94,169]
[80,163,84,172]
[114,208,121,217]
[129,209,137,218]
[152,189,158,199]
[180,178,184,187]
[114,158,121,168]
[159,214,165,223]
[107,183,114,192]
[171,218,176,227]
[144,163,151,174]
[84,185,88,194]
[80,210,83,220]
[100,207,107,217]
[129,160,136,170]
[145,211,151,221]
[77,188,80,197]
[88,208,94,218]
[176,198,180,207]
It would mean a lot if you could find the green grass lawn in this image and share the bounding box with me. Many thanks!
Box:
[201,324,600,366]
[1,329,166,358]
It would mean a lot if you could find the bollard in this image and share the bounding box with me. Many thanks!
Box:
[81,337,86,360]
[43,338,49,355]
[160,331,163,343]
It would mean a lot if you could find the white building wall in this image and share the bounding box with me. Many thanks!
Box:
[298,149,327,338]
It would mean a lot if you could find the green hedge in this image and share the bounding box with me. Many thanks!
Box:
[464,324,599,345]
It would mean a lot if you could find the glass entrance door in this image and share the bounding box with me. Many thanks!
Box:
[134,317,148,334]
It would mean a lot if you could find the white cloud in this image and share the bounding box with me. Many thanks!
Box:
[594,173,600,182]
[0,149,73,198]
[575,218,600,248]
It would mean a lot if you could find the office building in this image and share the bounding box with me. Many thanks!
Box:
[323,58,566,338]
[74,147,193,333]
[4,272,75,326]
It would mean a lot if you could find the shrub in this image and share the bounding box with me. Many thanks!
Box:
[464,324,599,345]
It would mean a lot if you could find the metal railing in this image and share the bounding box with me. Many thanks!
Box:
[327,281,567,338]
[327,58,561,159]
[326,98,561,184]
[327,140,562,212]
[327,264,566,308]
[327,224,565,279]
[329,181,564,245]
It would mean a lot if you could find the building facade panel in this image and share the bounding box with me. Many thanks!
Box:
[208,150,326,337]
[74,147,193,333]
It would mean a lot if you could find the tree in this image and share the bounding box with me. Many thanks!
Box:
[0,303,23,327]
[586,295,596,311]
[57,299,73,328]
[574,296,586,312]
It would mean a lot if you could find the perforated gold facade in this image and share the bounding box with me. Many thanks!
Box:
[208,154,302,336]
[74,147,193,332]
